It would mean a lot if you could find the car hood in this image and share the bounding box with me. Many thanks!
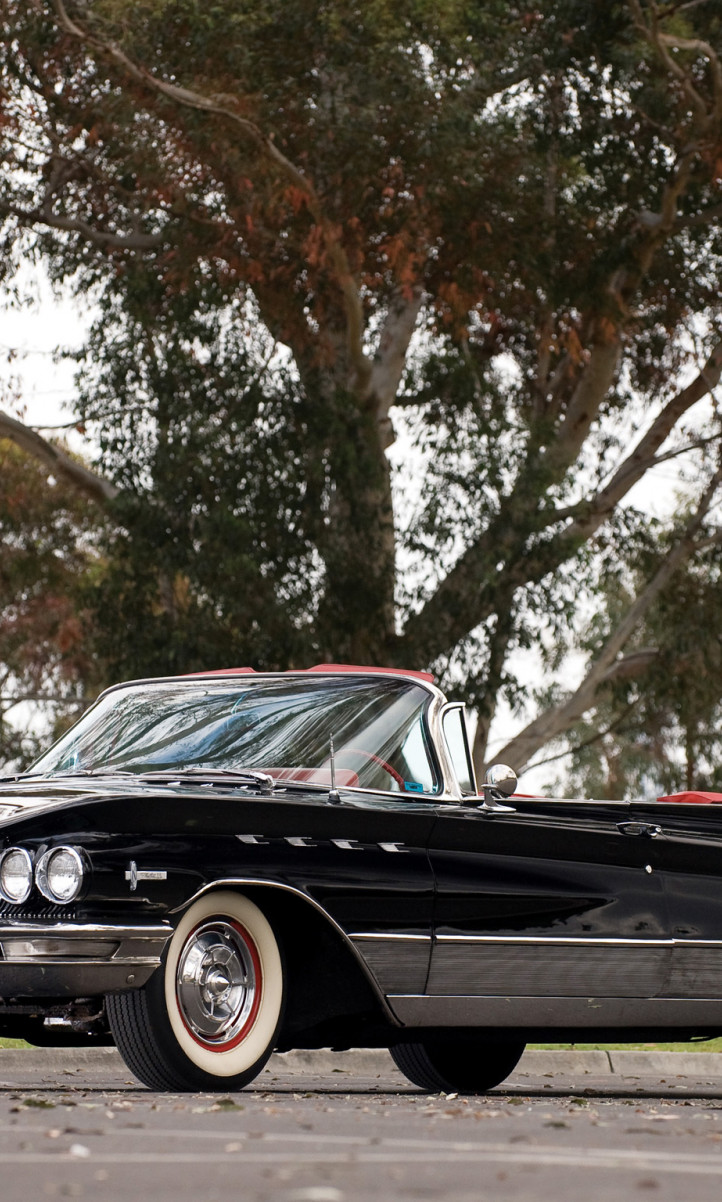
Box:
[0,775,128,816]
[0,772,435,841]
[0,773,290,824]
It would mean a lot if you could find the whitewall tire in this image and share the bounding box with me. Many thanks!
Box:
[107,892,284,1091]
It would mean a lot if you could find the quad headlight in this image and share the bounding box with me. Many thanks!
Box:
[0,847,33,904]
[0,844,86,904]
[35,846,85,903]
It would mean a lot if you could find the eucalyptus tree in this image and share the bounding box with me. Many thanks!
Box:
[2,0,722,784]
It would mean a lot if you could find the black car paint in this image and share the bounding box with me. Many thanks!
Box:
[1,768,722,1044]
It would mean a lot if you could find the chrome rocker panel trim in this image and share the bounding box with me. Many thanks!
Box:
[387,994,722,1028]
[428,935,722,999]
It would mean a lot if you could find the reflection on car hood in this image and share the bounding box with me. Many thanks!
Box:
[0,771,302,822]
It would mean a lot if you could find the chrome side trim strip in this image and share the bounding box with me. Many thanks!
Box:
[349,933,431,943]
[436,935,722,947]
[436,935,676,947]
[355,934,722,948]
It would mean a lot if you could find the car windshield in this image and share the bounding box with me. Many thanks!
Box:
[30,676,441,795]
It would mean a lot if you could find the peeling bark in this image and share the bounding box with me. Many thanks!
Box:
[368,289,424,421]
[542,336,622,476]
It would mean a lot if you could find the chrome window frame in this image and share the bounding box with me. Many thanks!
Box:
[437,702,478,799]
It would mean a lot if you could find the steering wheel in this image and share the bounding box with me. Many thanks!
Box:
[336,747,406,789]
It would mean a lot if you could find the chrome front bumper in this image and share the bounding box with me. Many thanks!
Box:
[0,920,173,997]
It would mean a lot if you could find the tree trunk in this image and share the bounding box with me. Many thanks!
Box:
[314,395,397,663]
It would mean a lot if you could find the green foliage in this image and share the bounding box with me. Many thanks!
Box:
[9,0,720,357]
[73,270,324,679]
[0,440,105,768]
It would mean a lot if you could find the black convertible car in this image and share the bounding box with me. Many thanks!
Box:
[0,665,721,1094]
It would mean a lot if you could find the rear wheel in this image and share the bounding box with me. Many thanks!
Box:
[390,1036,526,1093]
[107,892,283,1091]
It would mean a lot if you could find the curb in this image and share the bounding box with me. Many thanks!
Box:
[266,1048,722,1079]
[517,1048,722,1078]
[0,1045,721,1079]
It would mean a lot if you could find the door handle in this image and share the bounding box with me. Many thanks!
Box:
[617,821,662,838]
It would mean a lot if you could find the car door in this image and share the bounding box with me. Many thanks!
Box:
[622,796,722,1003]
[388,792,671,1029]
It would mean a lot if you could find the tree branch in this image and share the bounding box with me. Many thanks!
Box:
[398,334,622,663]
[564,338,722,541]
[399,332,719,665]
[7,203,163,251]
[599,647,660,684]
[550,433,722,525]
[518,700,642,775]
[630,0,711,126]
[688,527,722,553]
[0,410,118,504]
[658,31,722,122]
[674,202,722,230]
[542,335,622,475]
[493,463,722,771]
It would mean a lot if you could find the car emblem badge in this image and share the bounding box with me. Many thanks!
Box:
[125,861,168,891]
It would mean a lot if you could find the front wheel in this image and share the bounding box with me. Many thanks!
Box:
[390,1036,526,1093]
[107,892,284,1091]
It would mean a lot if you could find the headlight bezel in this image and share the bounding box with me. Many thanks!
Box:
[35,845,86,904]
[0,847,34,904]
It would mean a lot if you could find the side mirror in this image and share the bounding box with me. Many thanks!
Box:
[481,763,517,810]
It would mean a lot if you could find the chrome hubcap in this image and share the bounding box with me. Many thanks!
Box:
[176,920,258,1045]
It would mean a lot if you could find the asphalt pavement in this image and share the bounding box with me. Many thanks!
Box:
[0,1047,721,1202]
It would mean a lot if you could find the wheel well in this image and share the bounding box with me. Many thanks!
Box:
[200,885,391,1048]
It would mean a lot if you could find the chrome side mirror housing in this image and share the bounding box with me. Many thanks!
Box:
[481,763,518,811]
[484,763,517,797]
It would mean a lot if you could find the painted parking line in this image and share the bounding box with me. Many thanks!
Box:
[0,1139,720,1175]
[0,1150,715,1174]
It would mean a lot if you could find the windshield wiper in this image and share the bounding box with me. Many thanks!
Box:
[137,768,275,793]
[4,771,58,780]
[14,769,277,793]
[21,769,139,780]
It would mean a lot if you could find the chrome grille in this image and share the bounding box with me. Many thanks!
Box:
[0,902,78,920]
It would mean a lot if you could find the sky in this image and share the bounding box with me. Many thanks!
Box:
[0,275,91,439]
